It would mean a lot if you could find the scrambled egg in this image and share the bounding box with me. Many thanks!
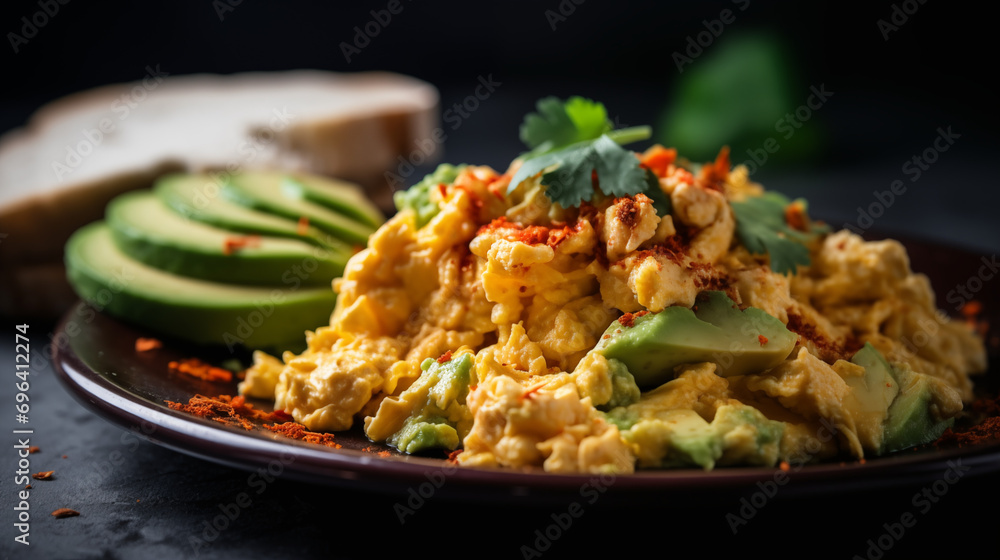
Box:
[240,147,986,473]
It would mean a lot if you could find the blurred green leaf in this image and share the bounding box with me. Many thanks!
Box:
[660,33,821,167]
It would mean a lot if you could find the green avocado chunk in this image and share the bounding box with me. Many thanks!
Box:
[388,352,474,454]
[390,418,461,453]
[602,407,640,432]
[605,358,641,409]
[595,291,797,387]
[845,343,900,452]
[393,164,466,228]
[845,344,957,455]
[712,403,784,467]
[155,173,353,255]
[625,410,723,470]
[106,190,345,286]
[616,402,784,470]
[224,172,376,245]
[880,364,956,454]
[65,222,337,351]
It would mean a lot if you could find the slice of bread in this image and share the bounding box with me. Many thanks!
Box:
[0,70,438,318]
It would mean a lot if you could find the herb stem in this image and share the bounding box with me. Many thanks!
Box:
[606,126,652,146]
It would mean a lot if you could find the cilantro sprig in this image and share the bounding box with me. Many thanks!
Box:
[520,96,651,158]
[730,192,828,274]
[508,96,655,207]
[509,135,647,208]
[402,94,826,277]
[520,96,610,157]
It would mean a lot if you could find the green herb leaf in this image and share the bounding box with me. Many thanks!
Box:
[510,96,656,208]
[730,192,826,274]
[520,96,612,157]
[508,135,647,208]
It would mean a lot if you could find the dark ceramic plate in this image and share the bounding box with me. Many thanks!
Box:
[52,234,1000,504]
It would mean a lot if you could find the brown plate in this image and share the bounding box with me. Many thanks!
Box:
[51,234,1000,504]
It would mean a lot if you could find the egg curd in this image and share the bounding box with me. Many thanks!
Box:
[240,147,986,473]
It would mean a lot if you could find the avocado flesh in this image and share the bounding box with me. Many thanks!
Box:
[386,353,474,454]
[605,358,641,409]
[713,403,784,467]
[393,164,466,228]
[155,173,353,255]
[390,418,461,453]
[65,222,337,350]
[224,172,376,245]
[880,365,955,454]
[107,191,345,286]
[844,343,900,452]
[595,291,797,387]
[616,402,783,470]
[282,173,385,229]
[624,409,723,470]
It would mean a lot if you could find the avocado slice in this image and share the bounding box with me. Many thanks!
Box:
[844,343,900,452]
[880,364,956,454]
[595,291,797,387]
[281,173,384,229]
[65,222,337,350]
[107,191,345,286]
[155,173,353,255]
[224,172,376,245]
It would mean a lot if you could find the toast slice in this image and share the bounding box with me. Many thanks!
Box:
[0,70,438,318]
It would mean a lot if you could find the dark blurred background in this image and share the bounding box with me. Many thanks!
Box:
[3,3,999,558]
[2,0,998,252]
